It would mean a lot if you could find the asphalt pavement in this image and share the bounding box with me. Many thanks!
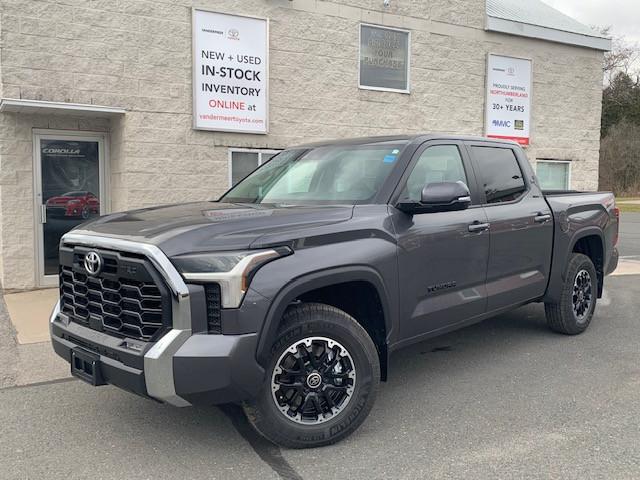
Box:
[1,276,640,479]
[619,212,640,257]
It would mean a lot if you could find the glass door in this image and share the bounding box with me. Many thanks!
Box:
[34,132,107,286]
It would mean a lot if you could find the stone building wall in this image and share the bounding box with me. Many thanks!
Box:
[0,0,604,289]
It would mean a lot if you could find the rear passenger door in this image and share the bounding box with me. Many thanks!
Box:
[466,142,553,312]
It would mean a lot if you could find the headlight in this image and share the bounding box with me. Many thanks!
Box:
[171,247,292,308]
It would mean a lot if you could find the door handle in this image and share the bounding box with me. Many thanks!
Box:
[534,213,551,223]
[40,204,47,224]
[468,222,490,233]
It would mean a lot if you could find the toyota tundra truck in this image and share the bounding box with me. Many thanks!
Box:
[50,135,619,448]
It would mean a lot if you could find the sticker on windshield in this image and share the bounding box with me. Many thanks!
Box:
[392,149,400,154]
[383,155,396,163]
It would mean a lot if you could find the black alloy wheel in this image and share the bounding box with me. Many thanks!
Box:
[271,336,356,425]
[244,303,380,448]
[572,269,593,323]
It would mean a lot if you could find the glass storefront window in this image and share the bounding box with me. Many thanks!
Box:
[536,160,571,191]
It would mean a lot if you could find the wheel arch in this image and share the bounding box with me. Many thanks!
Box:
[544,226,605,303]
[255,266,394,380]
[570,229,604,297]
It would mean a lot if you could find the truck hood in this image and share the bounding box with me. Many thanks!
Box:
[73,202,354,256]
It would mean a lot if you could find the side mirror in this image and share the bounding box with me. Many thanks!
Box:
[397,181,471,214]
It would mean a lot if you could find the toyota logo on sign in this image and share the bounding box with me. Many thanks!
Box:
[84,251,102,276]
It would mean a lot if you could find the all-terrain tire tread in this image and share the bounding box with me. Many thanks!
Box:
[244,302,380,449]
[544,253,597,335]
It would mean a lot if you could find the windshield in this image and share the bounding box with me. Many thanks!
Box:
[220,141,407,205]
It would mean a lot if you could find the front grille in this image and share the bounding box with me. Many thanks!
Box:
[59,247,171,342]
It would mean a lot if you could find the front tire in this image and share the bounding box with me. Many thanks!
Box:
[244,303,380,449]
[545,253,597,335]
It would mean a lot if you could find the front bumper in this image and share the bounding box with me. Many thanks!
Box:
[51,309,263,405]
[50,232,265,406]
[51,313,147,397]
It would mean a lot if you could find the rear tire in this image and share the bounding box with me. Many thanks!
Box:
[244,302,380,449]
[545,253,597,335]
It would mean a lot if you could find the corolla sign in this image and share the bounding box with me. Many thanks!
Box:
[42,146,82,156]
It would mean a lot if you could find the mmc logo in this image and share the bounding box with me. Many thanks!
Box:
[492,119,512,128]
[228,28,240,40]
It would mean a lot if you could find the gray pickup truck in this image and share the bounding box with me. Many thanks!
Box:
[50,135,619,448]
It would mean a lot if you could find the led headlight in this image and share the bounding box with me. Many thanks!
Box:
[171,247,292,308]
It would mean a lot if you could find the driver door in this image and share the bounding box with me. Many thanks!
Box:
[390,141,490,341]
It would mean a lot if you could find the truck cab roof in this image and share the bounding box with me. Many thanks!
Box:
[292,134,521,149]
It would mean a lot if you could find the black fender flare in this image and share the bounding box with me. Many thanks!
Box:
[544,226,605,303]
[254,266,394,367]
[570,227,605,295]
[569,227,604,254]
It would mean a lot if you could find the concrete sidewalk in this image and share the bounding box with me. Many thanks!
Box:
[0,289,69,389]
[613,257,640,275]
[4,289,58,344]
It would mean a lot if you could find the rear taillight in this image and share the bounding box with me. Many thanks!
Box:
[613,206,620,246]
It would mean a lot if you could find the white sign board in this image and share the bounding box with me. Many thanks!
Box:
[485,54,532,146]
[193,10,268,134]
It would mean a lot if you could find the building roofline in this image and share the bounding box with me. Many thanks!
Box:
[486,15,611,51]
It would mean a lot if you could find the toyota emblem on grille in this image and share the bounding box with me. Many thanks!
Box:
[84,251,102,276]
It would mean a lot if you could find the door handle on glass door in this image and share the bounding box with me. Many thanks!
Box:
[40,204,47,224]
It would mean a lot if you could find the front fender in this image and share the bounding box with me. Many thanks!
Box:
[253,265,395,366]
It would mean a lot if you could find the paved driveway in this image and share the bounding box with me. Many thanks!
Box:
[619,212,640,257]
[2,275,639,480]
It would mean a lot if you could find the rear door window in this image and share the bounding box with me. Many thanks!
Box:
[471,147,526,204]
